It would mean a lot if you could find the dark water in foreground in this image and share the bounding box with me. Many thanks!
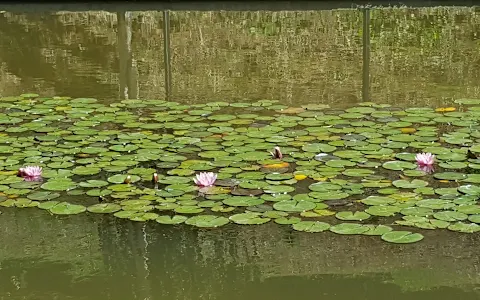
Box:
[1,4,480,300]
[1,208,480,300]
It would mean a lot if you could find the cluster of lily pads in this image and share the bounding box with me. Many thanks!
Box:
[2,94,480,244]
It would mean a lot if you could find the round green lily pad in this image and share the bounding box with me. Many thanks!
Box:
[273,200,316,212]
[41,180,77,191]
[185,215,230,228]
[222,196,264,207]
[49,202,86,215]
[274,216,301,225]
[330,223,369,235]
[156,215,188,225]
[381,231,424,244]
[87,203,121,214]
[229,212,271,225]
[447,222,480,233]
[362,225,393,236]
[27,191,61,201]
[432,211,467,222]
[335,211,371,221]
[292,221,331,232]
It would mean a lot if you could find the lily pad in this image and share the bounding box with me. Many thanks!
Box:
[107,174,141,184]
[49,202,86,215]
[222,196,264,207]
[27,191,60,201]
[447,222,480,233]
[273,200,316,212]
[41,180,77,191]
[274,216,301,225]
[330,223,369,235]
[156,215,188,224]
[185,215,230,228]
[365,205,400,217]
[87,203,121,214]
[292,221,330,232]
[393,179,428,189]
[433,211,468,222]
[335,211,371,221]
[362,225,393,236]
[229,212,271,225]
[381,231,424,244]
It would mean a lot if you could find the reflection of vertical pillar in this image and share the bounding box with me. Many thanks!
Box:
[117,11,138,100]
[362,8,371,102]
[131,223,151,299]
[96,217,136,299]
[163,10,172,101]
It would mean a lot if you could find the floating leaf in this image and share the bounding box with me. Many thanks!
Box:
[229,212,270,225]
[365,205,400,217]
[335,211,371,221]
[107,174,141,184]
[274,216,301,225]
[156,215,188,225]
[49,202,86,215]
[447,222,480,233]
[87,203,121,214]
[273,200,316,212]
[174,205,204,214]
[27,191,60,201]
[222,196,264,207]
[41,180,77,191]
[362,225,393,236]
[37,201,60,210]
[393,179,428,189]
[433,211,468,222]
[330,223,369,235]
[185,215,230,228]
[381,231,424,244]
[292,221,330,232]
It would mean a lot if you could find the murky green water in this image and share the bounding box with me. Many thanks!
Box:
[1,5,480,300]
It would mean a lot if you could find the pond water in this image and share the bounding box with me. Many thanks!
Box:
[1,5,480,300]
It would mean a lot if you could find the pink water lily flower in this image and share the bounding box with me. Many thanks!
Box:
[415,152,435,166]
[270,146,283,159]
[18,166,43,181]
[417,164,435,174]
[194,172,217,187]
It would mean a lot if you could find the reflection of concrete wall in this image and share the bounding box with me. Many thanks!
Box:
[0,8,479,107]
[0,209,105,298]
[0,208,479,298]
[0,209,104,278]
[190,224,480,292]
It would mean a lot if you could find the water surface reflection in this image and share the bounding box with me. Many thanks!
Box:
[0,209,479,299]
[0,7,479,107]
